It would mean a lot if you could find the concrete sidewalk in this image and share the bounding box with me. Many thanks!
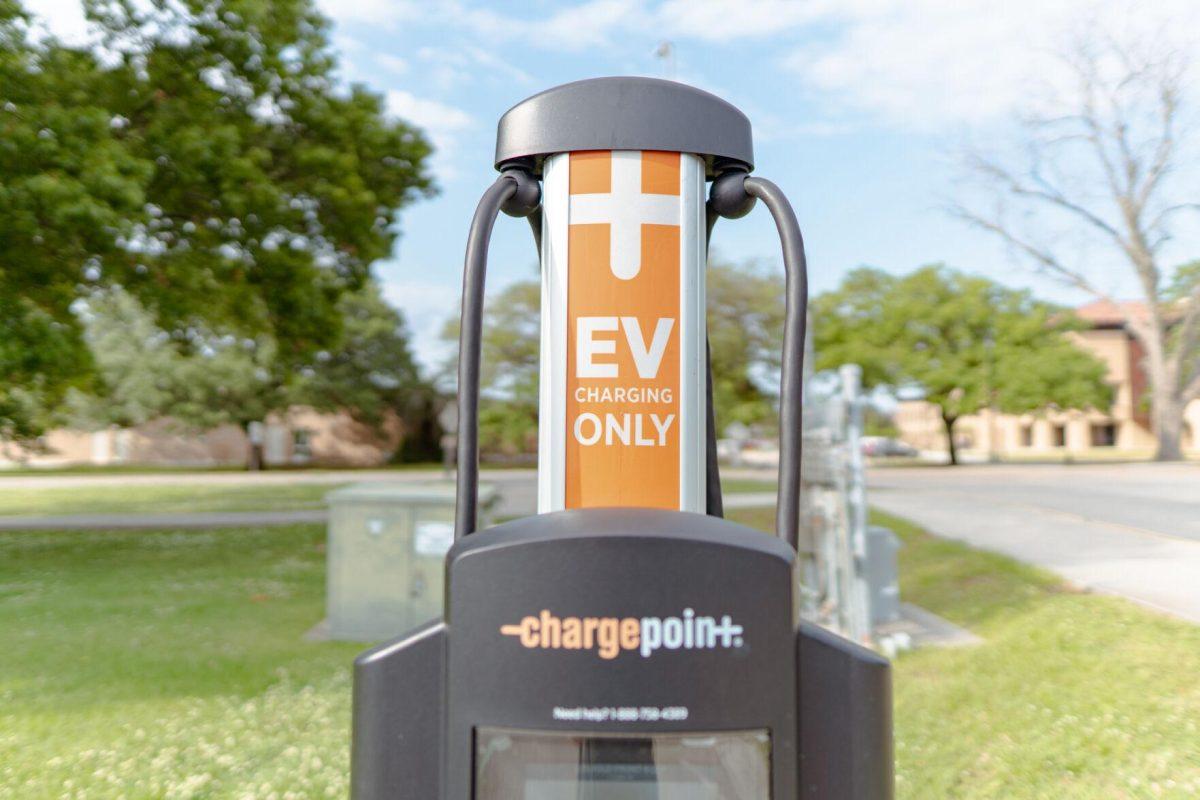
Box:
[869,463,1200,624]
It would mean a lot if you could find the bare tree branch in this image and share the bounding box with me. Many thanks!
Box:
[1183,368,1200,403]
[958,30,1197,459]
[951,205,1116,302]
[955,204,1159,345]
[1030,170,1125,240]
[1075,53,1127,199]
[965,148,1129,248]
[1148,203,1200,231]
[1135,80,1179,209]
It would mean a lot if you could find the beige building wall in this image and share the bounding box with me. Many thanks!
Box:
[894,321,1199,457]
[1,407,405,469]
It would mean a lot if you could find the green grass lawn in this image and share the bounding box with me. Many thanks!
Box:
[716,477,777,494]
[0,483,347,517]
[880,509,1200,799]
[740,508,1200,799]
[0,523,360,798]
[2,511,1199,798]
[0,476,775,518]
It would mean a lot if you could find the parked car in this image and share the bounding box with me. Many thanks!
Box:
[861,437,918,457]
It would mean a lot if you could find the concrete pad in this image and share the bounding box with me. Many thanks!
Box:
[876,603,984,652]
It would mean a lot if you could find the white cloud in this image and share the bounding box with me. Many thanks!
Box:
[385,90,474,179]
[23,0,93,44]
[465,46,535,85]
[385,89,473,133]
[781,0,1200,130]
[375,53,409,75]
[520,0,815,51]
[405,1,1199,134]
[530,0,645,51]
[656,0,819,40]
[416,45,534,90]
[382,278,459,370]
[30,0,1200,164]
[316,0,424,29]
[451,0,645,53]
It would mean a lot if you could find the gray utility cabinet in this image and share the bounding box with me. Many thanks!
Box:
[326,481,497,641]
[865,525,902,628]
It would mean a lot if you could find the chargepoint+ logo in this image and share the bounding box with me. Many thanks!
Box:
[499,608,745,661]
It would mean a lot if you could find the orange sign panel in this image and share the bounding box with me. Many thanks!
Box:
[565,150,682,509]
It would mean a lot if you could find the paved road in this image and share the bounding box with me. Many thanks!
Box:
[868,462,1200,623]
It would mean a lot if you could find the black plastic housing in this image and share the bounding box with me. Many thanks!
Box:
[494,77,754,176]
[351,508,893,799]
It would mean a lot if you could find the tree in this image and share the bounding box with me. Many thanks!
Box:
[65,288,180,430]
[2,0,434,444]
[71,280,434,468]
[707,260,785,430]
[1,1,148,444]
[87,0,434,362]
[441,280,541,456]
[813,266,1113,465]
[955,32,1200,460]
[292,279,437,453]
[168,335,287,470]
[71,289,288,469]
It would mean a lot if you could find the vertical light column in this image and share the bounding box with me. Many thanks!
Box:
[537,154,570,513]
[537,151,706,513]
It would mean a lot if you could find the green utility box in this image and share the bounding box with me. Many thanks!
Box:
[326,482,498,641]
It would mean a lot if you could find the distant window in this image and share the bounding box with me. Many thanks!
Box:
[292,429,313,463]
[1052,424,1066,448]
[1019,425,1033,448]
[1091,423,1117,447]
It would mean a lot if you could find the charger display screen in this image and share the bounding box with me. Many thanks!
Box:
[475,728,770,799]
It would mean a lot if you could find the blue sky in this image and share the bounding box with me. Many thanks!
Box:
[28,0,1200,369]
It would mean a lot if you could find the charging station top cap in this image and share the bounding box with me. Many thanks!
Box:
[494,76,754,177]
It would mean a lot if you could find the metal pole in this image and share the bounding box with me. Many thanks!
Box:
[840,363,871,642]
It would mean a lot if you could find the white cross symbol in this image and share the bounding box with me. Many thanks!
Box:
[569,151,679,281]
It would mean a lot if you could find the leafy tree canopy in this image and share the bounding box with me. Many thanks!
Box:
[68,286,290,467]
[291,279,427,432]
[1,0,434,443]
[441,280,541,456]
[84,0,434,359]
[1,1,148,442]
[812,265,1113,463]
[706,259,785,430]
[71,279,432,467]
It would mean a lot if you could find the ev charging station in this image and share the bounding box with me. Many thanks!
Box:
[351,77,894,799]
